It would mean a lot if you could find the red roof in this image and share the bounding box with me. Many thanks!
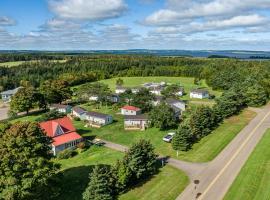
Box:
[52,131,82,146]
[121,105,141,111]
[40,117,82,146]
[40,117,75,138]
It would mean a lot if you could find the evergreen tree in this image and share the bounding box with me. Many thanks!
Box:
[172,124,192,155]
[121,140,158,185]
[83,165,117,200]
[0,121,60,200]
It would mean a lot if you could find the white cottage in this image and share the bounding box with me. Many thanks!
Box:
[121,105,142,116]
[190,89,209,99]
[124,115,148,131]
[50,104,72,114]
[85,111,113,127]
[115,86,127,94]
[0,87,22,102]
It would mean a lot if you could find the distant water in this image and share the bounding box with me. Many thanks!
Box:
[1,50,270,59]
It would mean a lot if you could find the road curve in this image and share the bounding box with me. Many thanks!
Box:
[177,104,270,200]
[102,139,206,180]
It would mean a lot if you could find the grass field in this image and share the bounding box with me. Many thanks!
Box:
[75,103,256,162]
[224,129,270,200]
[119,165,188,200]
[0,60,67,67]
[55,146,188,200]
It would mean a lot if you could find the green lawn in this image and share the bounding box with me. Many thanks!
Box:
[75,104,256,162]
[119,166,189,200]
[75,76,222,102]
[224,129,270,200]
[55,146,188,200]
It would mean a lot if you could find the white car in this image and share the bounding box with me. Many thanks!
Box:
[163,132,176,143]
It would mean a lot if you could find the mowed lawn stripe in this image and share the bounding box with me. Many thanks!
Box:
[224,129,270,200]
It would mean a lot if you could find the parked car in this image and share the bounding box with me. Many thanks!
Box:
[163,132,176,143]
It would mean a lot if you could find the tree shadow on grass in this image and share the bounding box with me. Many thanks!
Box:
[58,165,94,200]
[76,128,92,135]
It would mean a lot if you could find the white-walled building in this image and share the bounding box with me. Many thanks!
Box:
[50,104,72,114]
[121,105,142,116]
[190,89,209,99]
[72,106,87,120]
[1,87,22,102]
[85,111,113,127]
[115,86,127,94]
[124,115,148,131]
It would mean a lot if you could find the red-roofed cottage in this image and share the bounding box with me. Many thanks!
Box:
[40,117,83,155]
[121,105,142,116]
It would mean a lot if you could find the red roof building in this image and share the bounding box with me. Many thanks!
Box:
[121,105,142,116]
[40,117,83,155]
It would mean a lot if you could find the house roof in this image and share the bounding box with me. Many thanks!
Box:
[191,89,209,94]
[85,111,110,119]
[121,105,141,111]
[166,98,185,105]
[72,106,86,115]
[124,114,148,121]
[52,131,82,146]
[1,87,23,95]
[50,104,71,109]
[40,117,76,138]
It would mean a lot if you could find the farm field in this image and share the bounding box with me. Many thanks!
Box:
[75,103,256,162]
[0,59,67,67]
[224,129,270,200]
[56,146,188,200]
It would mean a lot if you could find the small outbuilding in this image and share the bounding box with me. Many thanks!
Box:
[190,89,209,99]
[50,104,72,114]
[124,114,148,131]
[121,105,142,116]
[84,111,113,128]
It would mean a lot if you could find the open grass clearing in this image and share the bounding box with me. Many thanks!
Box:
[55,146,188,200]
[224,129,270,200]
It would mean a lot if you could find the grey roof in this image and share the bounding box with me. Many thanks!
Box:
[85,111,111,119]
[154,96,164,101]
[124,114,148,121]
[166,98,185,105]
[191,89,209,94]
[72,106,87,115]
[169,104,181,113]
[1,87,22,95]
[50,104,71,109]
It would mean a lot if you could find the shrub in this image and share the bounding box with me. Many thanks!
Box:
[57,149,76,159]
[73,116,81,121]
[77,141,86,149]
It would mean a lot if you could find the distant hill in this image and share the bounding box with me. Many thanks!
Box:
[0,50,270,59]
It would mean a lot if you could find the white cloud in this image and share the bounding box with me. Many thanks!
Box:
[49,0,127,21]
[144,0,270,25]
[0,16,16,26]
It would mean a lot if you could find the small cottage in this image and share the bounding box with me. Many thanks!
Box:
[85,111,113,128]
[166,98,186,112]
[121,105,142,116]
[115,86,127,94]
[72,106,87,120]
[0,87,22,102]
[50,104,72,114]
[190,89,209,99]
[124,115,148,131]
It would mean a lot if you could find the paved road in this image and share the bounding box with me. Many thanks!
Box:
[177,104,270,200]
[102,140,206,179]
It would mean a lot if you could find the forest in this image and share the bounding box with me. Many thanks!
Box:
[0,54,270,99]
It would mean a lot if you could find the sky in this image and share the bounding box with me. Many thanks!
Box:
[0,0,270,50]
